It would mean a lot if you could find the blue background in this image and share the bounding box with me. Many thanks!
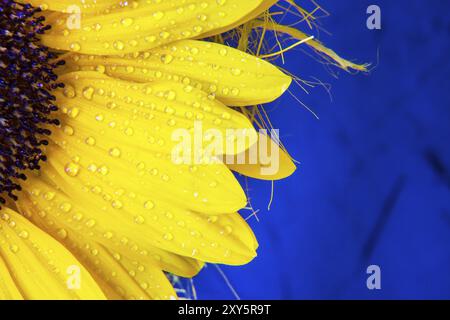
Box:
[195,0,450,299]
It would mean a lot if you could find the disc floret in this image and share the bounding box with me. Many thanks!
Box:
[0,0,63,205]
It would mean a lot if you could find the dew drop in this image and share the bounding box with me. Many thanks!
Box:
[85,219,96,228]
[70,42,81,51]
[163,233,173,241]
[109,147,121,158]
[144,200,155,210]
[153,11,164,20]
[65,162,80,177]
[82,86,95,100]
[57,228,68,239]
[18,230,29,239]
[114,41,125,50]
[134,215,145,224]
[161,54,173,64]
[112,200,123,209]
[121,18,134,27]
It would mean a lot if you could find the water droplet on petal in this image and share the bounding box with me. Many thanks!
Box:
[65,162,80,177]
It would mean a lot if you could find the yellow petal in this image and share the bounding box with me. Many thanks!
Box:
[41,0,271,54]
[113,249,177,300]
[28,220,178,300]
[0,208,105,299]
[228,132,296,180]
[17,195,203,279]
[7,209,178,300]
[0,256,23,299]
[63,40,292,106]
[198,0,279,39]
[18,175,258,266]
[14,71,258,265]
[55,71,256,213]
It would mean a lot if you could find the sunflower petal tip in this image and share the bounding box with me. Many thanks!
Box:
[282,74,293,95]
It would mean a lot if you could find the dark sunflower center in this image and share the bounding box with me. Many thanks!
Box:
[0,0,64,206]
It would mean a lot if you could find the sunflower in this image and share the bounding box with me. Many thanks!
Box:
[0,0,364,299]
